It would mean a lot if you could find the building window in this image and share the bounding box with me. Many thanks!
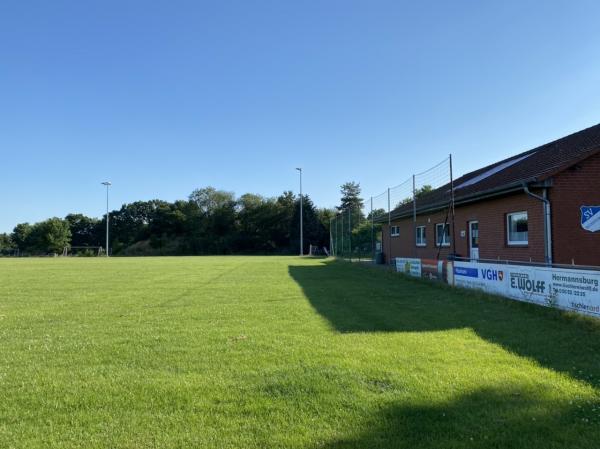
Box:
[435,223,450,247]
[416,226,426,247]
[507,211,528,245]
[390,225,400,237]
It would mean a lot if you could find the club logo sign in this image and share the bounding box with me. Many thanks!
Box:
[581,206,600,232]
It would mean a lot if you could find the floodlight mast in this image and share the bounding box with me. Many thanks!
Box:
[296,168,303,256]
[101,181,111,257]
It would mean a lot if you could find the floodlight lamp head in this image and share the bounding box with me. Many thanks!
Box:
[101,181,112,186]
[295,167,301,172]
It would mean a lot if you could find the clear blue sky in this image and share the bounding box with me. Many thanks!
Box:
[2,1,600,232]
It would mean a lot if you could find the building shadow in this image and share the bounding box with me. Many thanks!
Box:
[315,385,600,449]
[288,260,600,389]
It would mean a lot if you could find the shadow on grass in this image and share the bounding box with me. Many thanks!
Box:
[288,260,600,388]
[318,386,600,449]
[289,260,600,448]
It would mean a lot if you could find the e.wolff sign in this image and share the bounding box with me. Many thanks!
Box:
[453,261,600,318]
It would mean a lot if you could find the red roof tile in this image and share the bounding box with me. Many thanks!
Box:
[384,123,600,220]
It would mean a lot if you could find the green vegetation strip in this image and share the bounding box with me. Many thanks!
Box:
[1,256,599,448]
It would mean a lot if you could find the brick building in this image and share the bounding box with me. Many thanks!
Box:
[379,124,600,266]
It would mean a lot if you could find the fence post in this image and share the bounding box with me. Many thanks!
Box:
[357,207,361,262]
[329,217,333,257]
[370,196,374,261]
[334,215,337,256]
[387,187,391,265]
[341,213,344,259]
[413,174,417,258]
[450,154,456,259]
[348,208,352,261]
[336,215,340,257]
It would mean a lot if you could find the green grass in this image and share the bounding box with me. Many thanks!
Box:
[1,256,600,449]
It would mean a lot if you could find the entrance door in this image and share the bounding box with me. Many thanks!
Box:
[469,221,479,261]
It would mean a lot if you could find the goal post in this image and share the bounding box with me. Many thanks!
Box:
[308,245,329,256]
[0,248,19,257]
[62,246,105,257]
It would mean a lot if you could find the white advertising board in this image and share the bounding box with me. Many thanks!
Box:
[453,262,600,318]
[395,258,422,277]
[453,262,507,296]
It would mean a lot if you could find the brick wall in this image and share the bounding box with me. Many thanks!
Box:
[550,151,600,266]
[381,190,546,263]
[380,151,600,267]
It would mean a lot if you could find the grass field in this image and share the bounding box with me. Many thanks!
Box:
[1,256,600,449]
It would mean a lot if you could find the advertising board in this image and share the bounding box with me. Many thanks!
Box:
[453,261,600,318]
[453,262,507,296]
[395,258,422,277]
[421,258,446,281]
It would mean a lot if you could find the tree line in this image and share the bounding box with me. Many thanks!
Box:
[0,183,366,256]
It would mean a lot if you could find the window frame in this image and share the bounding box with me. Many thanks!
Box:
[390,225,400,237]
[435,223,451,247]
[506,211,529,246]
[416,225,427,247]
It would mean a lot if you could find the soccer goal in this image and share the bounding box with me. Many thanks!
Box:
[308,245,329,256]
[62,246,105,257]
[0,248,20,257]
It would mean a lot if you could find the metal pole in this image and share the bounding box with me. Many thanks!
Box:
[348,208,352,260]
[300,171,303,255]
[370,196,374,261]
[387,187,391,265]
[336,215,340,257]
[329,217,333,257]
[106,185,109,256]
[413,174,417,257]
[449,154,456,258]
[101,181,111,257]
[341,213,344,259]
[335,215,338,257]
[296,168,303,256]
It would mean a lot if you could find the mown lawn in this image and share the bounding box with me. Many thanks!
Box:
[1,256,599,449]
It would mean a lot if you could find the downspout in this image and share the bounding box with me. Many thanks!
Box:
[522,183,553,265]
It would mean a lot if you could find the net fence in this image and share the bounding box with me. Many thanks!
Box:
[330,156,453,262]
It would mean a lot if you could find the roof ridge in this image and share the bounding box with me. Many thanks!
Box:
[454,122,600,183]
[376,121,600,223]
